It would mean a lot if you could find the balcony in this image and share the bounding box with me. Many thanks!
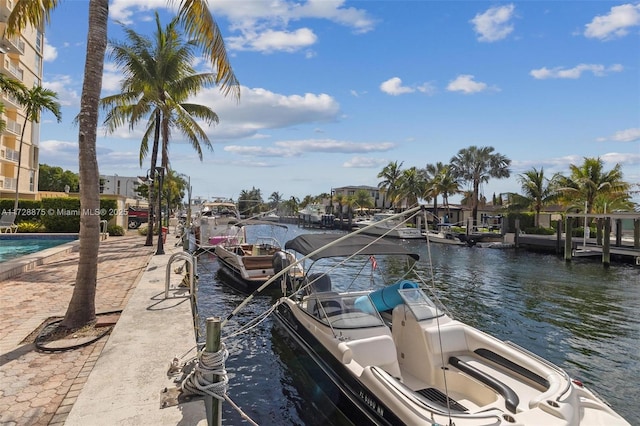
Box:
[0,0,14,23]
[3,118,21,135]
[3,177,16,190]
[1,91,20,109]
[1,147,19,162]
[0,34,25,54]
[2,56,23,80]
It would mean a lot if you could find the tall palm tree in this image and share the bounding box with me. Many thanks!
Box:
[13,86,62,212]
[7,0,239,330]
[436,165,461,218]
[0,75,27,133]
[268,191,283,210]
[377,161,403,209]
[554,157,630,215]
[450,146,511,223]
[422,162,447,224]
[102,13,221,246]
[517,167,558,227]
[396,167,424,209]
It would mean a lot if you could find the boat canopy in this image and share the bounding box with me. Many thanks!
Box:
[284,233,420,261]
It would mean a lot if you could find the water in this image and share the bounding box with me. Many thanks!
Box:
[0,236,76,262]
[196,225,639,425]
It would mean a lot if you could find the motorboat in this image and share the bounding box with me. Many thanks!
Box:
[424,224,466,245]
[214,222,303,294]
[353,212,422,239]
[298,203,334,225]
[271,232,630,425]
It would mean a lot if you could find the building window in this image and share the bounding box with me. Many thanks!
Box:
[29,170,34,191]
[36,31,43,52]
[117,180,121,195]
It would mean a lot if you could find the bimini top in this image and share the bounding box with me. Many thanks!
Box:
[284,233,420,261]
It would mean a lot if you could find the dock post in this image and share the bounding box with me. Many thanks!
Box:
[603,217,611,268]
[596,218,603,245]
[615,219,623,247]
[564,217,573,261]
[514,219,520,248]
[205,317,222,426]
[634,218,640,249]
[555,220,562,254]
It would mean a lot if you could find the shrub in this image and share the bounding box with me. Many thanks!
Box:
[16,221,46,233]
[523,226,555,235]
[40,198,117,232]
[108,225,125,236]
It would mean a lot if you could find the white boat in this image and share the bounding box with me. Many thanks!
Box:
[298,203,333,225]
[214,222,302,294]
[353,212,422,239]
[271,232,630,426]
[424,224,466,245]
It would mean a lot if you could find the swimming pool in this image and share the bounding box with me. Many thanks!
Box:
[0,235,78,262]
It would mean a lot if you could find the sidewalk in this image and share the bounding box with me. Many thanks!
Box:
[0,233,204,425]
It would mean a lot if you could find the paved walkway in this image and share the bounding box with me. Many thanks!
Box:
[0,234,154,425]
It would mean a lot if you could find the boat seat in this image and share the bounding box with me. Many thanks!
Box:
[306,291,343,318]
[345,335,401,379]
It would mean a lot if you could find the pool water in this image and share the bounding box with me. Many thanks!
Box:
[0,237,76,262]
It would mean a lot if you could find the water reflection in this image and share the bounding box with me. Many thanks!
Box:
[196,226,638,425]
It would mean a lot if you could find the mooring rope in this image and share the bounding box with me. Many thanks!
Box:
[180,343,229,401]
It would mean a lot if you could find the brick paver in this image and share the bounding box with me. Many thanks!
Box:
[0,234,155,426]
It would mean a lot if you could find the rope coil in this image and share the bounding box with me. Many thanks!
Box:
[180,343,229,401]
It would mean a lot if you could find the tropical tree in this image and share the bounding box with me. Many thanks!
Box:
[282,196,299,217]
[238,187,263,217]
[516,167,558,227]
[396,167,424,209]
[377,161,404,209]
[422,162,453,225]
[268,191,283,210]
[554,157,631,215]
[7,0,239,330]
[353,189,374,211]
[436,165,461,218]
[102,13,221,247]
[13,86,62,211]
[38,164,80,192]
[0,75,27,132]
[450,146,511,223]
[332,193,346,224]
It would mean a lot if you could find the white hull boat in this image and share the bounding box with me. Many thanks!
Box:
[271,232,630,426]
[354,212,422,239]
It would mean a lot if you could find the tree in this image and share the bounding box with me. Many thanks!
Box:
[377,161,404,209]
[102,12,222,247]
[396,167,424,209]
[554,157,631,215]
[517,167,558,227]
[7,0,239,330]
[38,164,80,192]
[353,189,374,211]
[422,162,449,225]
[0,75,27,133]
[450,146,511,223]
[238,187,263,217]
[14,86,62,211]
[268,191,283,210]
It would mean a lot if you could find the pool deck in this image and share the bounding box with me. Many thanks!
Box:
[0,232,207,425]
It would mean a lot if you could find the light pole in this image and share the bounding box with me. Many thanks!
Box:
[155,167,165,255]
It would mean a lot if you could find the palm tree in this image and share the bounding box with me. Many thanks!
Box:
[377,161,404,209]
[102,13,221,247]
[0,75,27,133]
[436,165,461,218]
[13,86,62,212]
[333,193,346,224]
[268,191,283,210]
[396,167,424,209]
[422,162,447,225]
[554,157,631,215]
[7,0,239,330]
[450,146,511,224]
[517,167,558,227]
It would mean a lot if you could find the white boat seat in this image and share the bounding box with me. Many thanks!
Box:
[345,335,401,379]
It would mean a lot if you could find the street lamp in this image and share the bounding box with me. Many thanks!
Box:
[155,167,165,255]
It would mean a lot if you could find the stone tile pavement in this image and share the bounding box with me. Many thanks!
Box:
[0,234,155,426]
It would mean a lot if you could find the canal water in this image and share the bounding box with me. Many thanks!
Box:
[195,224,638,425]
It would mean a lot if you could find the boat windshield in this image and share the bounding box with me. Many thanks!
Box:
[304,291,386,329]
[397,288,444,321]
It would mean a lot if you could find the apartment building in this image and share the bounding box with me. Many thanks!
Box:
[0,0,43,200]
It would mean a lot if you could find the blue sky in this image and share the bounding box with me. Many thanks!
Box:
[38,1,639,204]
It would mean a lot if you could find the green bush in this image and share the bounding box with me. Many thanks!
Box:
[108,225,125,236]
[0,199,46,223]
[40,198,117,232]
[523,226,555,235]
[16,220,46,233]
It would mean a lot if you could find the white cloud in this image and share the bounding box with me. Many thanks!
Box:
[597,128,640,142]
[43,75,81,107]
[110,0,375,53]
[43,38,57,62]
[470,4,516,42]
[227,28,317,53]
[584,3,640,40]
[224,139,395,158]
[530,64,624,79]
[380,77,414,96]
[343,156,389,168]
[446,75,491,94]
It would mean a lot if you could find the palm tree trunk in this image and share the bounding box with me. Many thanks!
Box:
[61,0,109,329]
[13,112,30,212]
[145,113,161,246]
